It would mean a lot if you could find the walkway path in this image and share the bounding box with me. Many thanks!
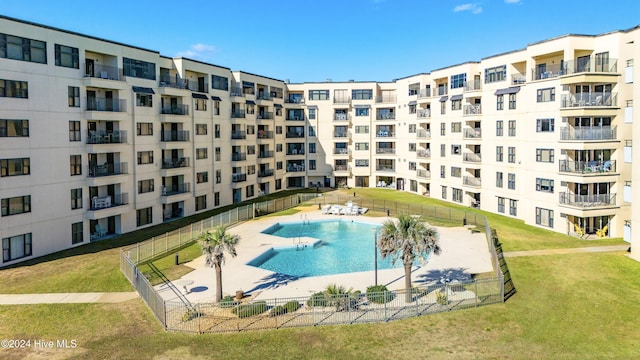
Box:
[0,245,628,305]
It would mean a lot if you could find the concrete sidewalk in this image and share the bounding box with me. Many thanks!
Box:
[0,292,138,305]
[503,244,629,258]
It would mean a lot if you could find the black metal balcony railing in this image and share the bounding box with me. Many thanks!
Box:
[463,176,482,187]
[376,148,396,155]
[563,57,618,75]
[87,130,126,144]
[161,157,189,169]
[286,132,305,138]
[286,148,305,155]
[86,99,126,112]
[231,153,247,161]
[256,92,272,101]
[88,162,127,177]
[376,113,396,120]
[560,126,617,141]
[258,169,274,177]
[463,104,482,116]
[231,110,246,118]
[558,160,616,174]
[161,130,189,142]
[258,150,274,158]
[560,92,617,108]
[463,153,482,163]
[463,128,482,139]
[257,130,274,139]
[559,192,616,207]
[162,183,190,196]
[258,112,274,120]
[231,130,246,140]
[286,164,305,172]
[160,104,189,115]
[89,192,128,210]
[232,173,247,182]
[85,63,123,81]
[286,114,305,121]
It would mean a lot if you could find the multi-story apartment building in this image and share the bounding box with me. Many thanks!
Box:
[1,15,638,266]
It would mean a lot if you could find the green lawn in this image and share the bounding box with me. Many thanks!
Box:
[1,188,638,359]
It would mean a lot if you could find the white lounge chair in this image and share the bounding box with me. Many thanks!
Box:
[321,205,331,214]
[350,206,359,216]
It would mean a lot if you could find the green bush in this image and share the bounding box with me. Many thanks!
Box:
[307,292,328,307]
[270,305,287,317]
[284,300,300,312]
[436,290,448,305]
[366,285,394,304]
[181,309,204,322]
[270,301,300,317]
[232,301,267,318]
[220,295,239,308]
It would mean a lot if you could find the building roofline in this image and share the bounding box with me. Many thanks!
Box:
[231,70,284,83]
[173,57,231,71]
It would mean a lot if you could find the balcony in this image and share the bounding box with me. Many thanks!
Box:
[286,148,305,155]
[284,97,305,104]
[532,63,565,80]
[258,169,274,178]
[417,109,431,119]
[376,131,395,138]
[376,95,397,103]
[286,132,305,138]
[376,148,396,155]
[230,87,245,97]
[417,89,431,98]
[88,163,127,177]
[417,149,431,159]
[86,99,126,112]
[376,113,396,120]
[333,148,350,155]
[161,130,189,142]
[162,183,190,196]
[286,164,305,172]
[333,131,350,139]
[463,81,481,92]
[334,165,351,172]
[258,150,274,158]
[563,57,618,75]
[558,160,616,174]
[256,92,272,101]
[463,153,482,163]
[334,113,350,121]
[286,114,306,121]
[624,181,632,203]
[232,173,247,182]
[416,169,431,179]
[231,152,247,161]
[559,192,617,208]
[84,63,124,81]
[257,130,274,139]
[376,166,395,172]
[416,129,431,139]
[436,87,448,96]
[231,110,246,118]
[333,97,351,104]
[86,130,126,144]
[560,92,617,108]
[159,78,187,89]
[463,104,482,116]
[560,126,616,141]
[161,157,189,169]
[463,128,482,139]
[160,105,189,115]
[511,74,526,85]
[463,176,482,187]
[258,112,274,120]
[89,193,128,211]
[231,130,246,140]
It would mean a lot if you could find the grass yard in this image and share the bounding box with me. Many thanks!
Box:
[1,188,638,359]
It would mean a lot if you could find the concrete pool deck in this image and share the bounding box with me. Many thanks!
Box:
[155,209,494,303]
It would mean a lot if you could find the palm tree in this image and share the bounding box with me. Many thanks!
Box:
[199,225,240,302]
[378,214,440,302]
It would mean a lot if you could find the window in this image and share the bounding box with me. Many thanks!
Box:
[308,126,316,137]
[450,73,466,89]
[537,118,555,132]
[508,147,516,163]
[123,57,155,80]
[247,165,255,175]
[246,184,255,198]
[196,195,206,211]
[137,123,153,136]
[276,161,283,170]
[440,144,446,157]
[212,75,229,91]
[451,167,461,177]
[136,93,152,107]
[70,155,82,175]
[2,233,32,262]
[408,162,416,171]
[68,86,80,107]
[451,122,461,132]
[71,222,83,244]
[355,107,369,116]
[536,207,554,228]
[508,120,516,136]
[440,123,446,136]
[451,99,462,110]
[440,101,446,115]
[137,151,153,165]
[309,143,316,153]
[536,149,555,163]
[509,200,517,216]
[309,90,330,100]
[536,87,555,102]
[409,104,417,114]
[484,65,506,83]
[1,195,31,216]
[214,192,220,206]
[246,125,255,135]
[496,172,503,187]
[355,125,369,134]
[497,197,505,213]
[452,188,463,203]
[496,146,503,162]
[196,124,207,135]
[440,165,446,178]
[213,101,220,115]
[214,124,220,138]
[0,34,46,64]
[69,121,81,141]
[197,171,208,183]
[441,186,447,199]
[136,207,153,227]
[0,119,29,137]
[55,44,79,68]
[71,188,82,210]
[215,170,221,183]
[247,145,255,155]
[195,98,207,111]
[196,148,208,159]
[508,93,517,109]
[352,89,373,100]
[355,143,369,151]
[496,120,503,136]
[214,146,222,161]
[271,86,283,98]
[138,179,154,194]
[309,160,316,170]
[276,126,282,134]
[1,158,30,177]
[242,81,255,95]
[276,144,282,152]
[508,173,516,190]
[496,94,504,110]
[355,159,369,167]
[408,124,416,133]
[307,108,316,120]
[451,145,461,155]
[0,79,28,98]
[409,143,416,152]
[536,178,554,192]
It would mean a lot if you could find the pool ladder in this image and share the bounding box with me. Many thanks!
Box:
[293,237,307,250]
[300,214,310,225]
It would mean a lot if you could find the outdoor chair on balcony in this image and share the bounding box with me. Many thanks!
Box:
[95,224,107,238]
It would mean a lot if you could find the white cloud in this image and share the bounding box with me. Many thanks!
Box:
[504,0,521,3]
[175,43,218,61]
[454,3,482,14]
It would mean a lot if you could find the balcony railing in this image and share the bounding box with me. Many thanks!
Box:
[161,157,189,169]
[286,114,306,121]
[258,169,274,177]
[436,87,448,96]
[258,112,274,120]
[463,153,482,163]
[417,109,431,119]
[258,150,274,158]
[376,131,395,138]
[417,149,431,159]
[417,89,431,98]
[231,152,247,161]
[160,104,189,115]
[463,176,482,187]
[560,92,617,108]
[333,148,350,155]
[416,169,431,179]
[416,129,431,138]
[286,164,305,172]
[512,74,526,85]
[560,126,616,141]
[88,162,127,177]
[284,97,305,104]
[559,192,616,207]
[376,148,396,155]
[563,57,618,75]
[286,148,305,155]
[376,166,395,172]
[256,92,272,101]
[159,77,187,89]
[376,95,397,103]
[463,81,481,92]
[87,130,126,144]
[232,173,247,182]
[286,132,305,138]
[86,99,126,112]
[230,87,245,97]
[376,113,396,120]
[257,130,274,139]
[334,113,350,121]
[463,104,482,116]
[333,97,351,104]
[85,63,123,81]
[162,183,190,196]
[231,130,246,140]
[532,63,565,80]
[161,130,189,142]
[558,160,616,174]
[231,110,246,118]
[333,132,349,138]
[334,165,351,172]
[463,128,482,139]
[89,193,128,210]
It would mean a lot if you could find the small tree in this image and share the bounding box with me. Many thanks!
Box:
[378,214,440,303]
[200,225,240,302]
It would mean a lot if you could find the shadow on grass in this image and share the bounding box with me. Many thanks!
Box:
[413,267,472,284]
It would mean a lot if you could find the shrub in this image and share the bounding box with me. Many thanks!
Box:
[436,290,448,305]
[220,295,239,308]
[181,309,204,322]
[307,292,328,307]
[232,301,267,318]
[366,285,394,304]
[270,305,287,317]
[284,300,300,312]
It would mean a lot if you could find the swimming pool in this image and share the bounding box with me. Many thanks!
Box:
[248,219,428,277]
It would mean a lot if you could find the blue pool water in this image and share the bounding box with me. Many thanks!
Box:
[248,220,428,277]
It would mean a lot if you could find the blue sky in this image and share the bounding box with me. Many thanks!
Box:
[3,0,639,83]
